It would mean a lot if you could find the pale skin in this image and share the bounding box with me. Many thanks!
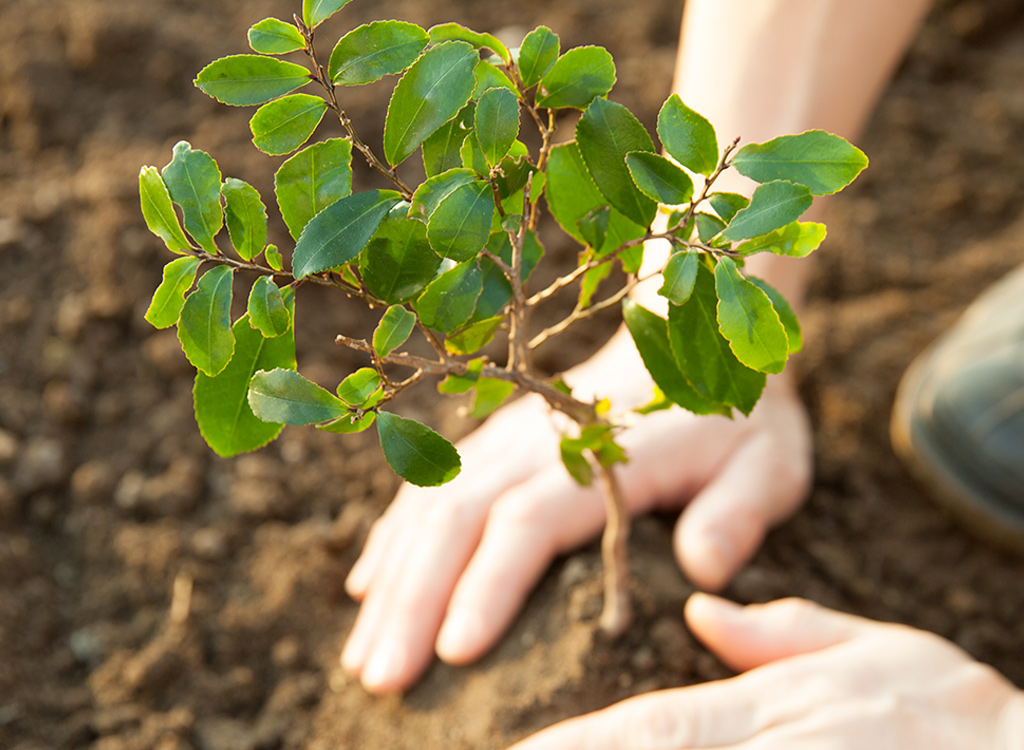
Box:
[341,6,1023,743]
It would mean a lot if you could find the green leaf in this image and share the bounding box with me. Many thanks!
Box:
[373,305,416,358]
[577,206,610,250]
[249,368,350,424]
[161,141,223,255]
[302,0,354,28]
[559,426,622,486]
[749,277,802,354]
[265,245,283,271]
[719,181,813,242]
[470,378,515,418]
[460,132,488,175]
[248,18,305,55]
[178,265,235,377]
[328,20,429,85]
[250,93,327,156]
[410,168,477,222]
[579,260,612,309]
[576,98,657,228]
[318,412,376,434]
[732,130,868,195]
[194,55,311,106]
[625,151,695,205]
[383,41,478,166]
[195,308,296,457]
[560,434,593,485]
[658,250,699,305]
[708,192,749,222]
[444,316,502,355]
[145,256,202,329]
[376,411,461,487]
[422,105,473,177]
[622,299,726,415]
[274,138,353,241]
[696,212,726,243]
[428,23,510,63]
[292,189,402,278]
[668,264,765,415]
[438,358,483,394]
[714,257,788,374]
[473,60,516,99]
[336,367,383,407]
[536,46,615,109]
[427,180,494,261]
[475,87,520,166]
[359,204,441,303]
[139,166,192,253]
[413,259,483,332]
[518,26,559,88]
[493,153,536,199]
[544,142,646,254]
[468,230,543,324]
[221,178,267,261]
[657,95,718,176]
[246,276,290,337]
[736,221,826,258]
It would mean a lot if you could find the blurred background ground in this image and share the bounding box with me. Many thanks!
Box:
[1,0,1023,747]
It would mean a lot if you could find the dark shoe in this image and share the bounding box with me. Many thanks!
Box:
[891,263,1024,555]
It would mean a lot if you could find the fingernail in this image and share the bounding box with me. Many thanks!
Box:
[688,591,742,619]
[361,640,405,693]
[689,531,737,590]
[437,609,484,662]
[340,633,367,674]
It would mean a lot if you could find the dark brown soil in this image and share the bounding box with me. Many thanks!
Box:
[1,0,1023,748]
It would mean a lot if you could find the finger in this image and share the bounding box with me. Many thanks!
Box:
[674,429,810,590]
[684,594,878,672]
[344,505,399,599]
[437,465,605,664]
[508,677,767,750]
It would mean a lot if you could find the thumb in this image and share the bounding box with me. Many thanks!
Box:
[684,593,880,672]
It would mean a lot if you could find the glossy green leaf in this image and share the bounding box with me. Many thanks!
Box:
[493,153,535,199]
[373,305,416,358]
[736,221,826,258]
[544,142,646,254]
[292,189,402,278]
[518,26,559,88]
[576,98,657,228]
[195,308,296,457]
[475,86,520,166]
[178,265,235,377]
[246,276,290,337]
[714,257,788,374]
[274,138,353,241]
[696,212,726,243]
[413,259,482,332]
[559,425,622,486]
[318,412,376,434]
[750,277,802,354]
[708,192,749,222]
[468,230,543,324]
[560,434,593,485]
[194,55,310,106]
[250,93,327,156]
[428,23,510,63]
[336,367,382,407]
[145,256,202,329]
[248,18,305,55]
[221,178,267,261]
[422,105,473,177]
[161,141,223,255]
[438,358,483,394]
[265,245,283,271]
[622,299,726,415]
[328,20,429,85]
[376,411,461,487]
[139,166,192,253]
[732,130,868,195]
[536,46,615,109]
[625,151,695,205]
[409,168,477,222]
[473,60,516,99]
[302,0,353,28]
[719,181,812,243]
[470,378,515,418]
[657,95,718,176]
[249,368,349,425]
[383,41,478,166]
[577,206,610,250]
[460,132,488,175]
[668,264,765,415]
[445,316,502,355]
[359,204,441,303]
[427,180,494,261]
[658,250,699,305]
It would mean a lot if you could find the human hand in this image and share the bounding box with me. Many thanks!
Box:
[509,593,1024,749]
[341,330,812,694]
